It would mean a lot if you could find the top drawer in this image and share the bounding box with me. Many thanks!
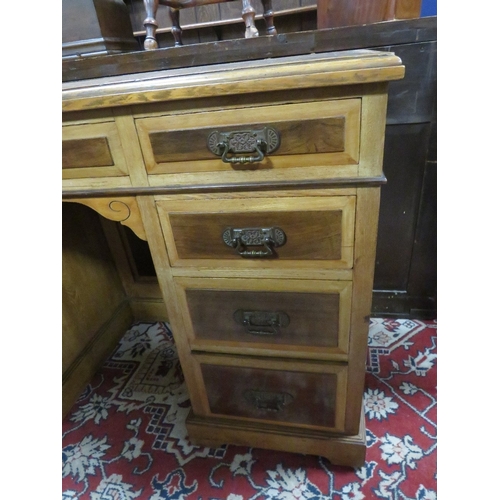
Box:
[62,121,129,179]
[136,99,361,178]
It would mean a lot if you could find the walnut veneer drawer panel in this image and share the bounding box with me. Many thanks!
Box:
[136,99,360,177]
[62,121,129,179]
[193,354,347,432]
[175,277,351,358]
[156,196,355,269]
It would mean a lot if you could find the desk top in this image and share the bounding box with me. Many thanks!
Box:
[62,49,404,113]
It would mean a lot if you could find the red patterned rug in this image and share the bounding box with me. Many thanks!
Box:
[62,318,437,499]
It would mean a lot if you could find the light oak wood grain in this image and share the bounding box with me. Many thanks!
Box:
[136,99,360,175]
[64,197,147,241]
[113,110,151,187]
[186,410,367,466]
[62,176,133,192]
[62,121,129,178]
[99,217,163,299]
[62,50,404,111]
[344,187,381,434]
[129,298,169,322]
[63,302,133,418]
[156,195,355,269]
[62,203,132,416]
[61,49,404,466]
[135,195,209,416]
[358,83,390,177]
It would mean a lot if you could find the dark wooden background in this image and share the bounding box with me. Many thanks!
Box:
[125,0,318,47]
[63,11,436,320]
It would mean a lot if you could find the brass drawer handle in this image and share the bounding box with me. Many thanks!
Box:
[244,389,294,412]
[207,127,280,164]
[233,309,290,336]
[222,226,286,258]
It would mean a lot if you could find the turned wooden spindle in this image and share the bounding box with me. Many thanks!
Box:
[142,0,277,50]
[261,0,277,35]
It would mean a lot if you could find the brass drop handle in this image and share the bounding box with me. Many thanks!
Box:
[243,389,294,412]
[217,139,265,164]
[222,226,286,258]
[233,236,274,257]
[244,317,279,336]
[207,126,280,164]
[233,309,290,336]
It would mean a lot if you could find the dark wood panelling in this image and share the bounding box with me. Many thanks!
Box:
[148,116,346,163]
[62,137,114,169]
[317,0,422,29]
[371,36,436,318]
[374,123,430,290]
[201,363,338,428]
[318,0,396,28]
[124,0,316,49]
[168,210,343,260]
[62,17,436,318]
[186,289,340,347]
[63,0,139,57]
[385,41,437,125]
[62,17,436,82]
[406,158,436,312]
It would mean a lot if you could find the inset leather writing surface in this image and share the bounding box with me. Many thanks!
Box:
[201,363,338,429]
[62,138,114,169]
[186,289,340,348]
[169,210,342,260]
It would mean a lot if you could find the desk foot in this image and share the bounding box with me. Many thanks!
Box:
[186,411,366,468]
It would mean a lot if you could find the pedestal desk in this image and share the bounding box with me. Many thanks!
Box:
[62,50,404,467]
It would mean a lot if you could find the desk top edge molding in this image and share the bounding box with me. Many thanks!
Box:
[62,50,404,112]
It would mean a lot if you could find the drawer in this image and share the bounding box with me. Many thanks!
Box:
[156,195,355,269]
[175,277,351,358]
[193,354,347,432]
[136,99,360,176]
[62,121,129,179]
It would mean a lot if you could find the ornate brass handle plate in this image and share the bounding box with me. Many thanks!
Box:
[233,309,290,336]
[207,126,280,164]
[222,226,286,257]
[243,389,294,412]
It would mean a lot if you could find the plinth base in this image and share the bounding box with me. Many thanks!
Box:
[186,411,366,467]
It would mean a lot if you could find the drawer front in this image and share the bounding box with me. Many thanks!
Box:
[62,122,129,179]
[157,196,355,269]
[176,277,351,357]
[195,355,347,431]
[136,99,360,176]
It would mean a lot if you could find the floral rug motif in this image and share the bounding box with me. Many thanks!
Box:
[62,319,437,499]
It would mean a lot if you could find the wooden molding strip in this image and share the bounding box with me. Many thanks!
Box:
[62,17,435,83]
[62,174,387,199]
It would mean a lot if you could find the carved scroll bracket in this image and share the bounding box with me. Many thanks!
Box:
[63,197,147,241]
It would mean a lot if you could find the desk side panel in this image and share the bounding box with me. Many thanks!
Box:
[62,203,133,417]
